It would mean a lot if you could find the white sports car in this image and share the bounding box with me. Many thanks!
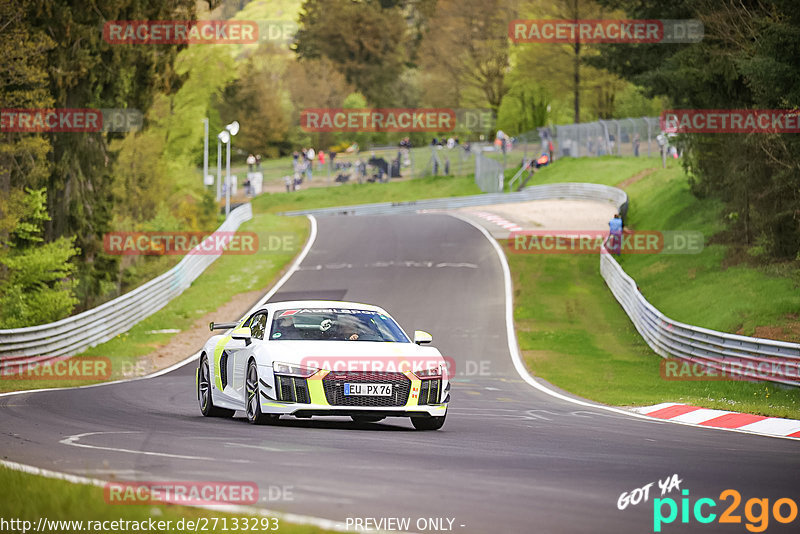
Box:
[196,300,449,430]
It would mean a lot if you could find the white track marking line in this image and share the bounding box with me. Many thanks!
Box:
[59,431,225,461]
[447,212,800,442]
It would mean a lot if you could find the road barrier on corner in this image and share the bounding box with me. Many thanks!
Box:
[282,182,629,218]
[592,197,800,387]
[600,252,800,386]
[0,204,253,363]
[285,183,799,387]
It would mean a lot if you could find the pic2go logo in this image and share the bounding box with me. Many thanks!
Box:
[653,489,799,532]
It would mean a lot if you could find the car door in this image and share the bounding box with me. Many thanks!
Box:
[212,313,261,406]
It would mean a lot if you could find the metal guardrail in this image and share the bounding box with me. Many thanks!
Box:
[0,203,253,362]
[593,198,800,387]
[285,183,799,387]
[282,182,628,218]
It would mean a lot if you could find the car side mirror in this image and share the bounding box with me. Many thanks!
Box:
[232,326,253,345]
[210,321,238,331]
[413,330,433,345]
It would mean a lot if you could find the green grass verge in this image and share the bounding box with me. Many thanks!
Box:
[0,465,329,534]
[0,213,308,393]
[509,249,800,418]
[509,156,800,418]
[252,173,481,214]
[506,154,661,187]
[620,164,800,338]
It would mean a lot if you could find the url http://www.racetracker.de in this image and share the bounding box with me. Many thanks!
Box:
[0,516,281,533]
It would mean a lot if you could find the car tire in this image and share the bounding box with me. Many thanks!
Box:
[411,414,446,430]
[351,416,385,424]
[246,360,277,425]
[198,354,235,418]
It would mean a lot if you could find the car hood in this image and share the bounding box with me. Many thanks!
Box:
[264,340,441,359]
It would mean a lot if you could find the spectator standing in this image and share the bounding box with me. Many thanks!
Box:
[247,153,256,172]
[305,147,315,181]
[608,213,623,255]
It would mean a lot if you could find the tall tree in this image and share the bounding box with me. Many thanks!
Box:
[20,0,198,307]
[0,0,54,196]
[418,0,516,114]
[294,0,409,106]
[594,0,800,259]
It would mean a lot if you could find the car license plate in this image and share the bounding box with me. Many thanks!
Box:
[344,383,392,396]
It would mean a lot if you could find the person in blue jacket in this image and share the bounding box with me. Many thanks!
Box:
[608,213,623,255]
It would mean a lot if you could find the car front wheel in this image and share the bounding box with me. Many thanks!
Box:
[246,360,277,425]
[198,354,235,418]
[411,413,446,430]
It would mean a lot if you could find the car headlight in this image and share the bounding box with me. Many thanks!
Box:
[414,365,443,379]
[272,361,319,378]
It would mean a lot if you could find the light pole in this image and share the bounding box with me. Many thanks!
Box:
[202,118,209,188]
[216,131,226,202]
[220,121,240,217]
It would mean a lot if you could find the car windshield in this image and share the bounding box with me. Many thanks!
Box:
[268,308,409,342]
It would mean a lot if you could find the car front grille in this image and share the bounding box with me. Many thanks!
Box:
[417,379,441,405]
[322,371,411,407]
[274,375,310,403]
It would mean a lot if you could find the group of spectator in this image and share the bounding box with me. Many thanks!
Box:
[284,147,338,192]
[431,136,460,148]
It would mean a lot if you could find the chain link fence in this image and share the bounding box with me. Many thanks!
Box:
[517,117,661,160]
[474,149,505,193]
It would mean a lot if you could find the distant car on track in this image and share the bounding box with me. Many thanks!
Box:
[197,300,449,430]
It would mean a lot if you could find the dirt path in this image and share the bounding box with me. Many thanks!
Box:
[459,199,618,231]
[615,167,658,189]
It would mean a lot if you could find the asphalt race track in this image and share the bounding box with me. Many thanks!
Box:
[1,214,798,533]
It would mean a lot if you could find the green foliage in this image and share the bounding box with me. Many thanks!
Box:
[496,81,551,136]
[612,83,667,119]
[0,0,54,194]
[216,44,294,158]
[595,0,800,260]
[0,189,79,327]
[295,0,411,106]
